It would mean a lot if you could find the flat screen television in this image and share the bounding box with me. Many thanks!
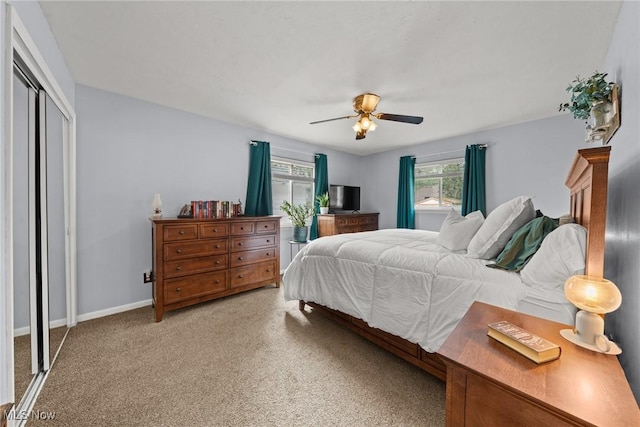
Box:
[329,185,360,212]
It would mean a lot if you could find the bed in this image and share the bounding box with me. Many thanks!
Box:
[282,147,611,381]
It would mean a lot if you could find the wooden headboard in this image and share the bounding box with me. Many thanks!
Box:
[565,146,611,277]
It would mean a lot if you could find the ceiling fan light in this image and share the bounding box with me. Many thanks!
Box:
[360,115,371,130]
[353,122,362,132]
[369,120,377,131]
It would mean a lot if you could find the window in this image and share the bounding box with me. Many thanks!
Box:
[415,158,464,210]
[271,157,315,224]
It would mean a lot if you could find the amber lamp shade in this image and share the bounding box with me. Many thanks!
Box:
[564,275,622,314]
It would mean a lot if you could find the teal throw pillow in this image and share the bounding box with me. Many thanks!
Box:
[489,216,559,272]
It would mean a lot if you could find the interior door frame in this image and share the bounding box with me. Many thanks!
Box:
[1,3,77,409]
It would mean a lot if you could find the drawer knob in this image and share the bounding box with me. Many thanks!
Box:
[264,225,268,228]
[239,274,244,278]
[176,266,182,271]
[176,288,181,292]
[266,239,270,243]
[215,245,220,249]
[176,249,182,253]
[240,227,245,230]
[213,228,218,232]
[238,257,243,260]
[266,269,270,272]
[179,230,185,235]
[238,242,243,246]
[266,252,270,256]
[215,261,220,265]
[215,280,220,284]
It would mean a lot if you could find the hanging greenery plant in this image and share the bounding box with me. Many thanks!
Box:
[559,71,615,122]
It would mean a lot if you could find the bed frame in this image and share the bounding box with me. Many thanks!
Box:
[299,146,611,382]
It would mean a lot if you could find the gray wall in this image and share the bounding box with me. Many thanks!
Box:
[601,0,639,402]
[74,85,363,315]
[365,115,585,231]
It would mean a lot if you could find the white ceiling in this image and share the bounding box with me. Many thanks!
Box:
[39,1,622,156]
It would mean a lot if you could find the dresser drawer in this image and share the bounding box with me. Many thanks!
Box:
[230,235,276,252]
[337,225,359,234]
[336,217,360,226]
[164,271,228,304]
[164,239,228,261]
[358,215,376,225]
[256,220,278,234]
[164,255,228,278]
[231,222,255,235]
[230,260,276,289]
[163,224,198,241]
[199,223,229,239]
[230,248,276,268]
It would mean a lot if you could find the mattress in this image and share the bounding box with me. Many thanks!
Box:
[283,228,572,352]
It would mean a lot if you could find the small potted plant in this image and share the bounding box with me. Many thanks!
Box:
[559,71,617,143]
[280,200,315,242]
[316,192,330,214]
[559,71,615,122]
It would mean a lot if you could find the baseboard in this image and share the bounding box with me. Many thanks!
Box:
[14,318,68,337]
[77,299,152,323]
[13,300,154,335]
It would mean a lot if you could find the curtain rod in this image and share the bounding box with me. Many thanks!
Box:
[249,141,322,158]
[414,144,487,160]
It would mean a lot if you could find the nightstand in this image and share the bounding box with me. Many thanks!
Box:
[437,301,639,426]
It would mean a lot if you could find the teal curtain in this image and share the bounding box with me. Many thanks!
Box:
[244,141,273,216]
[309,153,328,240]
[461,144,486,216]
[397,156,415,229]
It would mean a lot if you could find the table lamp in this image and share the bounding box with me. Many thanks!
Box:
[560,275,622,354]
[152,193,163,218]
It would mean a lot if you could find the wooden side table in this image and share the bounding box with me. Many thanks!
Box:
[288,240,308,261]
[437,301,639,426]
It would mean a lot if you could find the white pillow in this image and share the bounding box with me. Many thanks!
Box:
[437,209,485,252]
[520,224,587,290]
[467,196,535,260]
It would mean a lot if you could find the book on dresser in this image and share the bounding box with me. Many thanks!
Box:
[487,320,561,364]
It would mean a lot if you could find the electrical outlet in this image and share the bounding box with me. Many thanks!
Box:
[143,270,153,283]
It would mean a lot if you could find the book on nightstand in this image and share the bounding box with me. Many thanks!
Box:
[487,320,561,364]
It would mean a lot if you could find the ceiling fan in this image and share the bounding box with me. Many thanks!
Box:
[310,93,424,140]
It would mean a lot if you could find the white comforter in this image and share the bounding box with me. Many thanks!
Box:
[283,228,528,352]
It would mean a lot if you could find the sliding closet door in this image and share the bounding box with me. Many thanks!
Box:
[44,93,68,361]
[12,74,34,405]
[37,89,51,372]
[12,62,71,410]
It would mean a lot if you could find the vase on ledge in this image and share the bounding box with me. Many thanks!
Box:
[293,226,308,243]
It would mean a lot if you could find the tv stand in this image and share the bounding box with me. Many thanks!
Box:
[317,212,379,237]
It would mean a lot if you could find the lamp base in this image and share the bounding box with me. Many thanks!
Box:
[560,329,621,355]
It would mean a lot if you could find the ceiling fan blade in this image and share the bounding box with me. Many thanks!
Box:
[376,113,424,125]
[310,115,356,125]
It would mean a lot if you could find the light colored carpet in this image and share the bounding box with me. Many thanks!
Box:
[30,286,445,426]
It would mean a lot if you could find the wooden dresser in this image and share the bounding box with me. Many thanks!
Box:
[317,212,379,237]
[438,301,640,427]
[151,216,280,321]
